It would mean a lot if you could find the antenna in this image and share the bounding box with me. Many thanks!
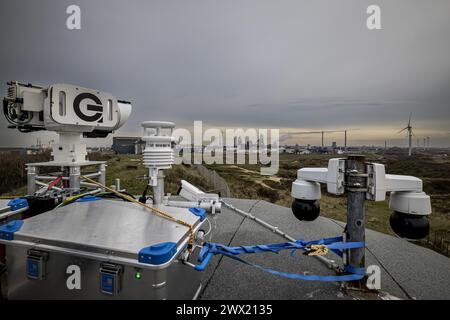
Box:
[398,112,413,156]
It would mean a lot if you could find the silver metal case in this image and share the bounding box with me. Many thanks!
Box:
[1,199,205,299]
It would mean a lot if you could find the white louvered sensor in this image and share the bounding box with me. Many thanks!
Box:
[141,121,176,186]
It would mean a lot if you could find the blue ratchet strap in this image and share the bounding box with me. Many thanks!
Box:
[195,236,366,282]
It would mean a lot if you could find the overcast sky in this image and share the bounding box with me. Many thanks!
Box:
[0,0,449,147]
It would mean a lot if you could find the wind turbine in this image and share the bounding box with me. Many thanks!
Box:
[398,112,414,156]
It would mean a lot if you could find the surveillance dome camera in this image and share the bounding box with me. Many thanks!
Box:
[388,191,431,239]
[389,211,429,240]
[291,199,320,221]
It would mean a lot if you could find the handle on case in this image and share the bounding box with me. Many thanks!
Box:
[195,252,214,271]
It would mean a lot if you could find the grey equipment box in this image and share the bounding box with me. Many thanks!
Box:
[0,198,206,299]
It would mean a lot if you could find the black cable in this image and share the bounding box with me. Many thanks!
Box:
[3,98,33,126]
[139,184,150,204]
[2,98,9,116]
[0,262,6,276]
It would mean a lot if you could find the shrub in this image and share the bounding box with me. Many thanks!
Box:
[0,150,51,194]
[256,186,280,203]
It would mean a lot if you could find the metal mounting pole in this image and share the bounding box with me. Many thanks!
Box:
[153,171,165,205]
[345,155,367,287]
[408,131,412,156]
[27,165,37,195]
[69,166,81,191]
[99,163,106,191]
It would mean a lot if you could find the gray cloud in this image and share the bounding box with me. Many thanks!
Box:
[0,0,449,147]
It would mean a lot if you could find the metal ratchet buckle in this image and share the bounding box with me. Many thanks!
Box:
[303,244,329,256]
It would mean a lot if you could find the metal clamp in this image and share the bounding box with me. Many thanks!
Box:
[303,244,329,256]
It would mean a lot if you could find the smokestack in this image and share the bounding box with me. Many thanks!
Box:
[344,130,347,153]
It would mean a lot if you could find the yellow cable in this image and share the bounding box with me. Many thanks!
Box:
[0,196,23,199]
[80,176,195,251]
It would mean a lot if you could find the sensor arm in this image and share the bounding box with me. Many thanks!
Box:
[295,161,425,199]
[385,174,423,192]
[293,158,346,200]
[297,168,328,183]
[369,169,431,216]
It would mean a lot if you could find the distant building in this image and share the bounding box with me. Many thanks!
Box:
[87,146,112,153]
[26,146,45,155]
[112,137,145,154]
[0,146,49,155]
[285,148,296,154]
[0,147,28,155]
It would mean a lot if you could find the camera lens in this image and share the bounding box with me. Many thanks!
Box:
[389,211,429,239]
[291,199,320,221]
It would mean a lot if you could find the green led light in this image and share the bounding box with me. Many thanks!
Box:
[135,272,142,279]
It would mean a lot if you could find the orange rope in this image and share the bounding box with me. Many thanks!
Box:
[80,176,195,250]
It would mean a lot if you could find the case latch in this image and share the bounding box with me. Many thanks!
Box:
[26,249,49,280]
[99,262,123,295]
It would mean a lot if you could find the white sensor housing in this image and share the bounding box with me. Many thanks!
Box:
[141,121,176,186]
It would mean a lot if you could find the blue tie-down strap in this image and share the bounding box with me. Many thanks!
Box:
[194,236,366,282]
[7,198,28,211]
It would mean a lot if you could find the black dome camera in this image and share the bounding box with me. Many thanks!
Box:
[291,199,320,221]
[389,211,429,240]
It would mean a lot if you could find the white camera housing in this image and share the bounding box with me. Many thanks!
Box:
[291,179,321,200]
[4,82,131,134]
[389,191,431,216]
[4,81,132,164]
